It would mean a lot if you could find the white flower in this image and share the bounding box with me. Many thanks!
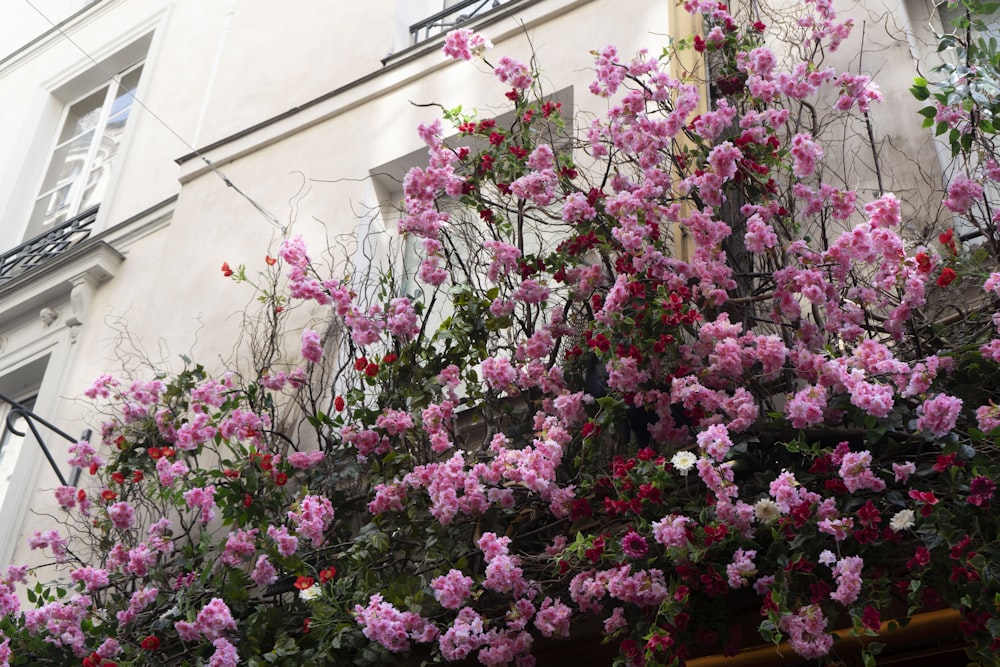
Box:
[753,498,781,524]
[299,584,322,602]
[889,509,915,532]
[818,549,837,566]
[671,451,697,476]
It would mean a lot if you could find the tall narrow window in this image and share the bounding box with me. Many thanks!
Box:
[25,63,143,241]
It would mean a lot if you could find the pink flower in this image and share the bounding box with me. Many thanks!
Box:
[943,173,983,214]
[839,451,885,493]
[116,587,158,625]
[69,567,109,592]
[916,393,963,437]
[726,549,757,588]
[286,450,325,469]
[196,598,237,641]
[534,597,572,638]
[107,502,135,530]
[355,594,435,653]
[620,530,648,559]
[696,424,733,461]
[288,494,335,548]
[251,555,277,587]
[209,638,239,667]
[976,402,1000,432]
[829,555,864,605]
[790,132,823,178]
[442,28,492,61]
[183,485,217,524]
[301,328,323,363]
[494,56,533,90]
[431,569,474,609]
[27,529,69,563]
[221,528,258,567]
[892,461,916,483]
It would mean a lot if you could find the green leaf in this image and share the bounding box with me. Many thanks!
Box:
[911,83,931,100]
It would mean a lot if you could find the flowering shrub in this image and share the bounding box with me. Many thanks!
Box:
[3,1,1000,666]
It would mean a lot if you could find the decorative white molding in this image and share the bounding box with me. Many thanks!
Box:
[0,241,124,330]
[38,308,59,327]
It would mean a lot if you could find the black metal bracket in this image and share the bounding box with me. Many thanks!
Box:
[0,392,91,487]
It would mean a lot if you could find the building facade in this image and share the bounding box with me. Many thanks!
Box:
[0,0,966,662]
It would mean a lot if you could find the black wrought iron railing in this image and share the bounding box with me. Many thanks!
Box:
[0,393,91,487]
[0,206,98,285]
[410,0,511,44]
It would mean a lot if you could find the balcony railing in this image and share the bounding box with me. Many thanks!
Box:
[0,206,97,286]
[410,0,511,44]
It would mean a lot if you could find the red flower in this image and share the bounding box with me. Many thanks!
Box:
[89,462,99,475]
[274,472,288,486]
[937,267,957,287]
[221,262,233,277]
[223,468,240,479]
[693,35,706,52]
[334,396,346,411]
[365,362,379,377]
[147,447,163,460]
[319,566,337,582]
[488,131,505,145]
[382,353,397,364]
[354,357,368,371]
[100,489,117,502]
[303,617,312,634]
[243,493,253,508]
[111,471,125,485]
[915,252,932,273]
[933,453,962,471]
[161,447,176,458]
[140,635,160,651]
[861,605,881,633]
[752,20,767,31]
[265,255,277,266]
[294,576,315,590]
[132,470,144,483]
[114,435,127,450]
[581,422,600,438]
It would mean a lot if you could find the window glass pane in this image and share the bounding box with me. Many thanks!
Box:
[58,86,109,143]
[109,66,142,118]
[26,185,73,237]
[39,130,93,195]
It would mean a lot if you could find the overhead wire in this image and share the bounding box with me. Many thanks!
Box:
[20,0,287,234]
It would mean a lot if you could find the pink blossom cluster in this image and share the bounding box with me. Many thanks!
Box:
[175,598,237,642]
[354,594,438,653]
[221,528,258,566]
[288,494,335,547]
[23,594,92,657]
[183,485,217,524]
[442,28,492,61]
[115,586,158,625]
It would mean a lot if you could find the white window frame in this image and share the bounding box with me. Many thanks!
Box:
[25,60,144,242]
